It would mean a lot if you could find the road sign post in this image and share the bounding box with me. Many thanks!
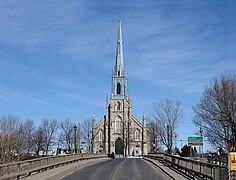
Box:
[188,137,203,158]
[188,137,203,146]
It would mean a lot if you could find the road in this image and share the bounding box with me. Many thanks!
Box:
[60,158,172,180]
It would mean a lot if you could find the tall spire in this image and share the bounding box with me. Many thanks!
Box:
[111,20,128,100]
[115,20,124,74]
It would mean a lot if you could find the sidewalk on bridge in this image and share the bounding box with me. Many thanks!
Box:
[143,157,189,180]
[24,157,109,180]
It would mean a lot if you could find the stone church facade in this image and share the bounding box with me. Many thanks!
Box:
[92,21,151,156]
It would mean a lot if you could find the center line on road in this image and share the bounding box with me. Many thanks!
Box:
[110,164,119,180]
[110,159,126,180]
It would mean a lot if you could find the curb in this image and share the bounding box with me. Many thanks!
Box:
[143,157,175,180]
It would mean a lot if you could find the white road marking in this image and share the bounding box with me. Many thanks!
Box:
[58,171,74,180]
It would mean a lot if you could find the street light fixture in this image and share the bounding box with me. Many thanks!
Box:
[73,125,77,154]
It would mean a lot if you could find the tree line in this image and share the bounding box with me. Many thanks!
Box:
[0,116,92,164]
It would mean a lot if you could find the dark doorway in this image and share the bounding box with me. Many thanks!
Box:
[115,137,124,155]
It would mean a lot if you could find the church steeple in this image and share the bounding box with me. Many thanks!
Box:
[115,20,124,73]
[111,20,128,100]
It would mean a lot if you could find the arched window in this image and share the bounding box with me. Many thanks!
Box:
[115,116,122,133]
[135,129,141,141]
[99,130,103,141]
[117,83,121,95]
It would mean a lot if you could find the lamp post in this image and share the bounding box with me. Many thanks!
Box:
[200,127,203,158]
[57,139,61,155]
[73,125,77,154]
[167,125,170,154]
[155,122,158,153]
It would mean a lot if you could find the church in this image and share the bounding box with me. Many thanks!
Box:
[91,21,151,157]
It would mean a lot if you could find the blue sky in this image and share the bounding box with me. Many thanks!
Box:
[0,0,235,150]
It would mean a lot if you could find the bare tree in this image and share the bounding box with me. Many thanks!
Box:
[0,116,34,162]
[42,119,58,155]
[193,75,236,151]
[32,126,46,157]
[14,123,27,161]
[24,119,35,154]
[127,122,137,156]
[0,116,57,161]
[81,119,92,152]
[60,118,74,152]
[0,115,20,163]
[147,121,158,153]
[0,115,20,134]
[152,99,182,154]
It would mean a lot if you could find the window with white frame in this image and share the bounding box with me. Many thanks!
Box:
[98,130,103,141]
[115,116,122,133]
[135,129,141,141]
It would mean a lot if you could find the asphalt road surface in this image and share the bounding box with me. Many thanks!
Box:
[60,158,171,180]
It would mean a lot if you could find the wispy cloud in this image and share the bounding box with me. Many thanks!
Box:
[0,86,81,116]
[120,3,233,94]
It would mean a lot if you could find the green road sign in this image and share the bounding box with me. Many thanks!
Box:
[188,137,203,146]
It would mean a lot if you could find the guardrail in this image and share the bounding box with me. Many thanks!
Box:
[0,153,106,180]
[146,153,228,180]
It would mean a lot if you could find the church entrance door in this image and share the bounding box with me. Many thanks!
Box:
[115,137,124,155]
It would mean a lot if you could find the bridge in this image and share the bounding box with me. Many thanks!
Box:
[0,153,228,180]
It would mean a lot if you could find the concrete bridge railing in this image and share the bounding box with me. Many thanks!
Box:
[146,153,228,180]
[0,153,106,180]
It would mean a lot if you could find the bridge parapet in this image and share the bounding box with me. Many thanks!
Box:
[0,153,106,180]
[146,153,228,180]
